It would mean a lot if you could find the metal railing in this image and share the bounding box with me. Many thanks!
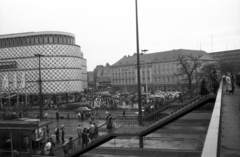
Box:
[50,118,119,157]
[113,81,215,134]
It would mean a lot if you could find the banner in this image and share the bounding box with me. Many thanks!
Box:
[20,72,26,88]
[2,73,9,89]
[13,73,18,89]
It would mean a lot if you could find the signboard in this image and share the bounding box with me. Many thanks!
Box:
[0,61,17,69]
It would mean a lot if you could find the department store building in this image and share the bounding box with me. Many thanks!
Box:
[0,31,87,107]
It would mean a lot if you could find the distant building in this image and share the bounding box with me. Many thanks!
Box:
[93,63,111,90]
[209,49,240,73]
[111,49,217,92]
[87,71,94,89]
[0,31,87,106]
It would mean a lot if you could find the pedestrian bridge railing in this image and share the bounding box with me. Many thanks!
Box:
[201,80,223,157]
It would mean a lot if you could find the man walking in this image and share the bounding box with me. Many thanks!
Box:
[77,125,82,146]
[56,110,59,122]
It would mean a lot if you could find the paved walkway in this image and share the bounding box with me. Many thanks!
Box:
[221,86,240,157]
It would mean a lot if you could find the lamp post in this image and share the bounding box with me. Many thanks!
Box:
[34,54,44,120]
[135,0,144,148]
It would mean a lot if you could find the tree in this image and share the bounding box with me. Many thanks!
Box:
[175,54,203,91]
[198,63,220,81]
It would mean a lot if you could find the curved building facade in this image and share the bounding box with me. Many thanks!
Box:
[0,31,87,106]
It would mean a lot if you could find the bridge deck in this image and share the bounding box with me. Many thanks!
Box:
[220,87,240,156]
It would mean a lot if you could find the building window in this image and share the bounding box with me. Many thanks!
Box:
[44,36,48,43]
[39,36,43,44]
[63,36,67,43]
[26,37,30,44]
[31,37,34,44]
[35,36,39,44]
[54,35,58,43]
[49,36,53,43]
[59,36,63,43]
[67,37,70,44]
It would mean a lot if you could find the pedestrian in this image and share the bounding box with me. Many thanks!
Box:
[82,128,88,148]
[54,126,60,144]
[68,137,74,153]
[200,77,209,97]
[44,111,48,120]
[107,114,113,133]
[226,73,233,94]
[122,109,126,119]
[77,125,82,146]
[62,139,69,156]
[105,110,109,120]
[56,110,59,122]
[44,139,52,155]
[77,112,81,121]
[89,122,95,142]
[46,125,50,138]
[61,124,65,144]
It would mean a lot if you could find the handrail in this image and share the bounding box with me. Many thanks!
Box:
[201,80,223,157]
[142,81,213,122]
[51,117,118,156]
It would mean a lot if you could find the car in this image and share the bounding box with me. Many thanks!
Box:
[74,107,91,113]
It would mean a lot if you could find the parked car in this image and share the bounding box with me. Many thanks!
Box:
[74,107,91,113]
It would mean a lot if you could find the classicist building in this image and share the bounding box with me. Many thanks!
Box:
[111,49,217,93]
[0,31,87,107]
[209,49,240,73]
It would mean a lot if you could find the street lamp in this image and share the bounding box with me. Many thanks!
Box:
[135,0,144,148]
[34,54,45,120]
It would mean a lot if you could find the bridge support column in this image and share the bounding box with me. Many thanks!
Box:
[139,136,143,148]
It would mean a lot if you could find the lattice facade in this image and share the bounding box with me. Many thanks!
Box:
[0,44,83,95]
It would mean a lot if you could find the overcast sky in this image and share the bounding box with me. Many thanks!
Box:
[0,0,240,71]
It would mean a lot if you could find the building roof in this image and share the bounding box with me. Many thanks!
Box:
[0,31,75,39]
[111,49,217,67]
[209,49,240,55]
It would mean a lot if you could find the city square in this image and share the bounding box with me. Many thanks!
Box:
[0,0,240,157]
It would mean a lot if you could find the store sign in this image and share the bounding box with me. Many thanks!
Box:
[0,61,17,69]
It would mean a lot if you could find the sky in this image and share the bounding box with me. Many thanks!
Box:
[0,0,240,71]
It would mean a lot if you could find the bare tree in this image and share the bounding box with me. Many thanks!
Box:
[175,54,203,91]
[198,63,220,81]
